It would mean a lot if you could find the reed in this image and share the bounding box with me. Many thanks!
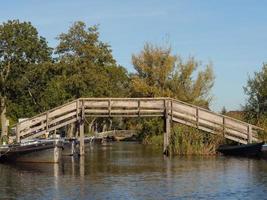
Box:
[138,117,225,155]
[170,125,224,155]
[256,117,267,142]
[143,134,164,147]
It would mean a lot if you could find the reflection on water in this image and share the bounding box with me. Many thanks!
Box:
[1,142,267,199]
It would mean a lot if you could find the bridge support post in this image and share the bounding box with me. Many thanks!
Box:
[79,100,85,156]
[163,100,171,156]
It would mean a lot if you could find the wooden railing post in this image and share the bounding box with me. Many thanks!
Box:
[16,123,20,143]
[138,100,140,117]
[170,99,174,131]
[79,99,85,155]
[196,107,199,128]
[75,99,80,138]
[108,99,111,117]
[248,124,252,144]
[76,99,80,120]
[46,111,49,133]
[222,116,225,137]
[164,99,171,156]
[171,99,173,122]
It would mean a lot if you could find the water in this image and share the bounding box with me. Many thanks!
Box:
[1,142,267,200]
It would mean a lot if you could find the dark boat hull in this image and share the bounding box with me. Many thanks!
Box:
[0,139,63,163]
[217,142,264,157]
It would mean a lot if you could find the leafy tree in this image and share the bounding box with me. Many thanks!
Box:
[11,21,130,116]
[0,20,52,136]
[54,21,129,99]
[131,43,214,108]
[244,63,267,125]
[130,43,215,143]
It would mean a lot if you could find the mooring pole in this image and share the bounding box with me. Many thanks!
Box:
[164,99,171,156]
[79,99,85,156]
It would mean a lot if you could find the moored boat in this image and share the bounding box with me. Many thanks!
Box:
[0,139,63,163]
[217,142,264,157]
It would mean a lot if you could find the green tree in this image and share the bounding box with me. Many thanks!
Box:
[130,43,215,144]
[54,21,129,99]
[0,20,52,136]
[10,21,130,119]
[244,63,267,125]
[131,43,214,108]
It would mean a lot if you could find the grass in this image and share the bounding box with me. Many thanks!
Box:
[142,124,224,155]
[170,125,224,155]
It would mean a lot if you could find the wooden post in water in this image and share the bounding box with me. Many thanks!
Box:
[79,100,85,156]
[163,99,171,156]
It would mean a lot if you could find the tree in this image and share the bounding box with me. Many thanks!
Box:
[244,63,267,124]
[130,43,215,142]
[53,21,129,99]
[9,21,130,117]
[221,106,227,115]
[131,43,214,108]
[0,20,52,137]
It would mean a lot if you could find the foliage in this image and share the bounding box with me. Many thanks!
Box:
[0,20,52,129]
[3,21,130,121]
[130,43,217,154]
[131,43,215,108]
[143,134,164,147]
[170,125,224,155]
[53,21,130,99]
[0,20,52,96]
[137,118,164,139]
[244,63,267,125]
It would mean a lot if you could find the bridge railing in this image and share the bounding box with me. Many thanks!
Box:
[169,98,260,144]
[14,98,263,144]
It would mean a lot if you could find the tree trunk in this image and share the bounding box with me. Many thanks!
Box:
[1,97,8,137]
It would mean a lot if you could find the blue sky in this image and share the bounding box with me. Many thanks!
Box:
[1,0,266,111]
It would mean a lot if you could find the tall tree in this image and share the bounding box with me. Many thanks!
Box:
[13,21,129,116]
[54,21,129,99]
[244,63,267,125]
[0,20,52,136]
[131,43,214,108]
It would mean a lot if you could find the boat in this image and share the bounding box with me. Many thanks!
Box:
[216,142,264,157]
[0,139,63,163]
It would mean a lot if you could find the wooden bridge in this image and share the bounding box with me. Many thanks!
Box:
[14,98,262,155]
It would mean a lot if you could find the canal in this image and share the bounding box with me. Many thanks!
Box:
[1,142,267,199]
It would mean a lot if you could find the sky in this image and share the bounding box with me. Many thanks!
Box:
[0,0,266,112]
